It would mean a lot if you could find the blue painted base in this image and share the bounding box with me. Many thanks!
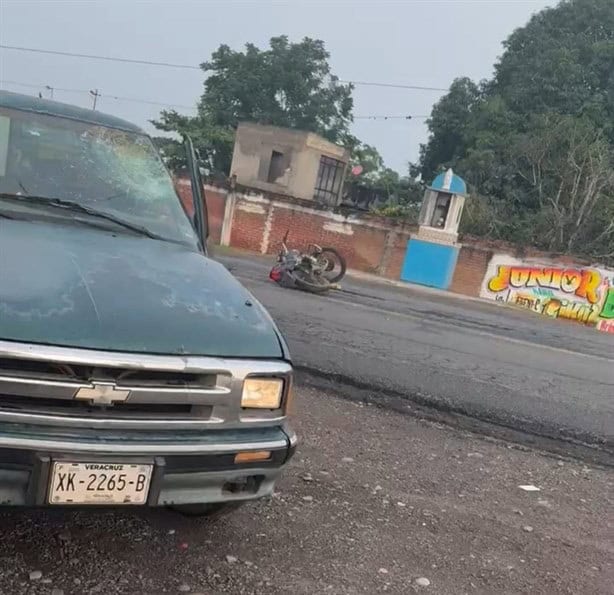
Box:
[400,239,459,289]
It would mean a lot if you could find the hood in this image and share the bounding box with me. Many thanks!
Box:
[0,219,284,358]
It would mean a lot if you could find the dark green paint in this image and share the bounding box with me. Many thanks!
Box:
[0,219,284,358]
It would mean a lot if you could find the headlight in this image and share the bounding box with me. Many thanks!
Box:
[241,378,284,409]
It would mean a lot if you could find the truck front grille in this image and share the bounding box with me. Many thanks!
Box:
[0,357,216,390]
[0,341,292,430]
[0,394,198,417]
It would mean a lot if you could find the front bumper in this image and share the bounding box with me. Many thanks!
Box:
[0,424,297,506]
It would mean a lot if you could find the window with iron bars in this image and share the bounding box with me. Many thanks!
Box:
[313,155,345,206]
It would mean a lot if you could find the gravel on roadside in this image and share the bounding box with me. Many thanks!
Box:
[0,386,611,594]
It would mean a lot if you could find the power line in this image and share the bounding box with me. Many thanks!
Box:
[0,44,201,70]
[0,44,449,92]
[354,115,428,120]
[1,80,428,120]
[341,80,447,92]
[0,80,85,94]
[0,79,197,111]
[104,93,196,110]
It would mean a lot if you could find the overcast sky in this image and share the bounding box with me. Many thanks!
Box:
[1,0,553,174]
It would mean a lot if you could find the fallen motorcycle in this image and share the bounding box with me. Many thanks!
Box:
[269,231,347,294]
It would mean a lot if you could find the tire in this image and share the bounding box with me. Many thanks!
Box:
[317,247,347,283]
[290,269,331,294]
[170,502,243,518]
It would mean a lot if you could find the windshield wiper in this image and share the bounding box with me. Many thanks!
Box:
[0,193,170,241]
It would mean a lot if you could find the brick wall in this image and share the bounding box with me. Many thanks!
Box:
[449,244,493,297]
[173,177,612,329]
[175,177,417,278]
[230,199,268,252]
[267,207,389,273]
[174,178,194,216]
[347,225,389,273]
[204,187,227,245]
[226,191,415,277]
[448,236,608,298]
[174,178,226,244]
[384,231,412,280]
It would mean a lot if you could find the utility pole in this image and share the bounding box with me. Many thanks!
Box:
[89,88,100,110]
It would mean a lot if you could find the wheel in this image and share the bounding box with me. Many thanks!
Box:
[170,502,243,518]
[317,247,346,283]
[290,269,331,294]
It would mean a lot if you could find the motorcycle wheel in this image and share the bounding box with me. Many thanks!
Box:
[317,247,347,283]
[291,269,331,294]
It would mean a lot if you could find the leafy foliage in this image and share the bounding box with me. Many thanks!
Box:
[416,77,481,181]
[343,136,423,213]
[200,37,354,140]
[370,202,421,221]
[416,0,614,261]
[153,35,420,219]
[153,36,353,173]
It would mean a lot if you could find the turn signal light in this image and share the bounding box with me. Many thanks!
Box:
[234,451,272,464]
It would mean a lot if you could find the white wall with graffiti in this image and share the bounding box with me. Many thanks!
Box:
[480,254,614,333]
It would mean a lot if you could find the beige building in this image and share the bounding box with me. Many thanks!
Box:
[229,122,350,206]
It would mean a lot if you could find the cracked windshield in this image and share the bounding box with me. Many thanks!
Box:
[0,109,198,245]
[0,0,612,594]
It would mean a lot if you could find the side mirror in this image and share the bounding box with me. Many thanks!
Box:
[183,135,209,252]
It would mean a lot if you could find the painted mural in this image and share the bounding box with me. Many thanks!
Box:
[480,255,614,333]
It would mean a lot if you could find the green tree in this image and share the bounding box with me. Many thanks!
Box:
[343,137,423,214]
[491,0,614,141]
[152,112,234,176]
[154,35,421,218]
[344,139,385,183]
[153,36,354,174]
[416,0,614,261]
[417,77,481,181]
[508,115,614,256]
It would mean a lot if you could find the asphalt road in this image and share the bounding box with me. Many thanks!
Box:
[1,387,611,595]
[218,253,614,455]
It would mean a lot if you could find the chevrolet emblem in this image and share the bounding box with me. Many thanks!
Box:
[75,382,130,405]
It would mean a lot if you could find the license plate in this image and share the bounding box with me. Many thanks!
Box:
[48,462,153,505]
